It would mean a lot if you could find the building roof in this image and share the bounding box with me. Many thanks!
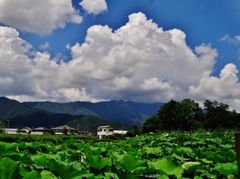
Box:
[19,127,32,131]
[78,131,87,134]
[32,127,49,131]
[51,125,77,131]
[97,125,113,130]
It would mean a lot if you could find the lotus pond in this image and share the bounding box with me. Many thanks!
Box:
[0,131,238,179]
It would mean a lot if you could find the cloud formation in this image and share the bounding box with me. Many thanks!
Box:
[1,12,240,111]
[0,0,82,34]
[220,34,240,44]
[79,0,107,15]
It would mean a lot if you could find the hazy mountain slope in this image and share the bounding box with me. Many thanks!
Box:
[125,101,163,116]
[23,100,163,125]
[0,97,31,120]
[0,97,128,131]
[7,109,126,132]
[23,101,97,116]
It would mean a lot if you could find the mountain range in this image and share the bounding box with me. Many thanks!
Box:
[0,97,163,132]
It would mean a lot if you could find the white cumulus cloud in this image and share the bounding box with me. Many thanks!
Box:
[80,0,107,15]
[189,63,240,110]
[66,12,218,102]
[1,12,240,111]
[0,0,82,34]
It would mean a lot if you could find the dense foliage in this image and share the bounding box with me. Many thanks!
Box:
[0,131,237,178]
[143,99,240,133]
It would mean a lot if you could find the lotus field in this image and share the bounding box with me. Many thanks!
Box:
[0,131,238,179]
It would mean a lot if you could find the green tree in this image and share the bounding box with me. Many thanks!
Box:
[157,99,177,130]
[174,99,203,131]
[126,124,140,137]
[157,99,203,131]
[229,110,240,129]
[203,100,231,130]
[142,115,161,133]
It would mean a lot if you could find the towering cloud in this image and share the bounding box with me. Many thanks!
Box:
[0,0,82,34]
[1,12,240,111]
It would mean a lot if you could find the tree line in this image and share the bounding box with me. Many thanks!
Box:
[142,99,240,133]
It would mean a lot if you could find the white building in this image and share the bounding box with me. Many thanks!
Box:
[51,125,78,135]
[5,128,18,134]
[31,127,50,135]
[4,127,31,134]
[97,126,114,139]
[114,130,128,135]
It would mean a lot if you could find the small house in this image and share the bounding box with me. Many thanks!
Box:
[51,125,78,135]
[19,127,32,134]
[5,128,18,134]
[97,126,114,139]
[78,131,87,135]
[32,127,50,135]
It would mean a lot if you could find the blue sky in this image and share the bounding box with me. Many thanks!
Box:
[0,0,240,111]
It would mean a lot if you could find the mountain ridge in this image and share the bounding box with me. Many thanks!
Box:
[0,97,163,130]
[23,100,163,125]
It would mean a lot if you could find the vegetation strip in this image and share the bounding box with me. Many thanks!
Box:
[0,131,238,178]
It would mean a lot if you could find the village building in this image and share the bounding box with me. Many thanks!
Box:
[51,125,78,135]
[19,127,32,134]
[97,126,114,139]
[31,127,50,135]
[4,128,18,134]
[113,130,128,135]
[78,131,87,135]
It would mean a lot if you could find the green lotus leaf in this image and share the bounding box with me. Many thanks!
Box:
[0,142,22,161]
[120,155,146,173]
[158,175,169,179]
[182,161,201,172]
[144,147,162,155]
[213,163,238,176]
[85,153,112,170]
[110,151,124,161]
[114,168,139,179]
[49,159,87,179]
[40,170,56,179]
[199,158,212,164]
[193,176,203,179]
[22,170,41,179]
[150,158,183,178]
[0,157,21,179]
[172,153,189,161]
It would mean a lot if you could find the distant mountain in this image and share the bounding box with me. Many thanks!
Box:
[23,100,163,125]
[23,101,97,116]
[8,109,126,132]
[0,97,163,130]
[0,97,30,120]
[0,97,129,132]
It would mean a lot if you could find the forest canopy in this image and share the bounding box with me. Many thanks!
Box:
[142,99,240,133]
